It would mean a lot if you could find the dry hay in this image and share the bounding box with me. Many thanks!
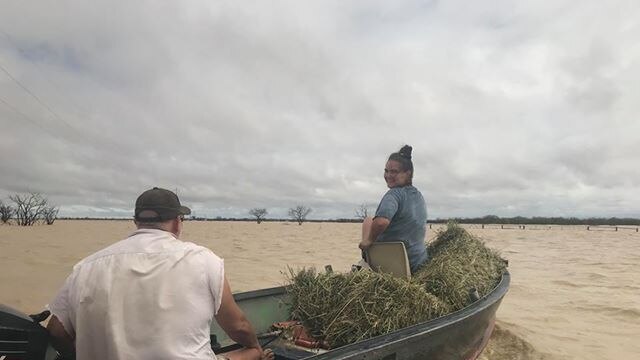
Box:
[413,222,507,311]
[286,222,506,348]
[286,268,450,348]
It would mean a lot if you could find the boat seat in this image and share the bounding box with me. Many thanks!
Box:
[365,242,411,281]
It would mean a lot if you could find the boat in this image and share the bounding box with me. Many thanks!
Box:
[215,271,510,360]
[1,272,509,360]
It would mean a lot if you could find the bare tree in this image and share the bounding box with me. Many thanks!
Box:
[354,203,371,221]
[0,201,13,224]
[288,205,312,225]
[249,208,268,224]
[43,206,60,225]
[9,193,48,226]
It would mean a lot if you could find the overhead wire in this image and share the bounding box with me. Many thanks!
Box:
[0,60,79,134]
[0,30,124,154]
[0,95,60,138]
[0,29,63,138]
[0,28,175,207]
[0,28,165,187]
[0,28,97,123]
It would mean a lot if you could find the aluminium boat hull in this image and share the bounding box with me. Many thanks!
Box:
[213,272,510,360]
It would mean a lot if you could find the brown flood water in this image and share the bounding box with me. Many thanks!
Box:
[1,221,638,359]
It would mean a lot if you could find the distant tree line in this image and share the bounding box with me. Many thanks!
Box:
[430,215,640,226]
[5,195,636,227]
[0,192,59,226]
[61,213,640,226]
[54,214,640,226]
[59,216,363,223]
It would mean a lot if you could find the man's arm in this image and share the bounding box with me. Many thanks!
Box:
[214,276,262,353]
[47,314,76,360]
[359,217,391,250]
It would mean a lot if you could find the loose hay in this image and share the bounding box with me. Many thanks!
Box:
[413,222,508,311]
[286,222,506,348]
[286,268,450,348]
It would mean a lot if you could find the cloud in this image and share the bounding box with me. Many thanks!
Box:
[1,1,639,219]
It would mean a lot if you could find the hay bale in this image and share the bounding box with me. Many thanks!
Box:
[413,222,507,311]
[286,268,450,348]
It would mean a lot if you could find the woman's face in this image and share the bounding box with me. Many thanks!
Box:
[384,160,411,188]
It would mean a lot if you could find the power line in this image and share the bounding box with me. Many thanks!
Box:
[0,95,60,138]
[0,61,122,154]
[0,30,139,158]
[0,30,128,156]
[0,29,70,139]
[0,28,97,120]
[0,60,78,134]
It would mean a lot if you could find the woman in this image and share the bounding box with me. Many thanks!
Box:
[359,145,428,274]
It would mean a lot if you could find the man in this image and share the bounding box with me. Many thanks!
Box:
[47,187,273,360]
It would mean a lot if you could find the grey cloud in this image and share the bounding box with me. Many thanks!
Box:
[1,1,639,220]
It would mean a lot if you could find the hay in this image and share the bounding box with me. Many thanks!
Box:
[286,268,450,348]
[286,222,506,348]
[413,222,507,311]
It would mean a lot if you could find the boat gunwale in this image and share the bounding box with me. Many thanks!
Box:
[232,271,511,358]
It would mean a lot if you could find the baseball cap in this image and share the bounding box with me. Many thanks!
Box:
[134,187,191,222]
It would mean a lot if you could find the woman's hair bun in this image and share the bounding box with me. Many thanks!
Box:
[399,145,412,159]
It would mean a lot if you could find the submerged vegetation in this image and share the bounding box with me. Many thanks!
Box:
[0,193,59,226]
[286,223,507,348]
[432,215,640,226]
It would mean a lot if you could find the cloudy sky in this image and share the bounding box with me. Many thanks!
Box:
[1,1,639,220]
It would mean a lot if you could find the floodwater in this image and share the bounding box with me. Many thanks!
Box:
[1,221,638,359]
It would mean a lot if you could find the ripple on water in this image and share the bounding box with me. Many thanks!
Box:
[575,305,640,321]
[592,284,640,291]
[551,280,581,288]
[586,272,607,281]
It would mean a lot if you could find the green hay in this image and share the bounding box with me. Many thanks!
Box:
[413,222,507,311]
[286,222,507,348]
[286,268,450,348]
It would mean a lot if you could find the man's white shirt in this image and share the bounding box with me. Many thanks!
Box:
[48,228,225,360]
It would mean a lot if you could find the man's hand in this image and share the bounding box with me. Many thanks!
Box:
[47,315,76,359]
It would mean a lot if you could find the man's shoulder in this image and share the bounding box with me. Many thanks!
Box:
[75,230,220,265]
[75,235,134,266]
[180,240,219,257]
[173,239,222,264]
[75,230,175,263]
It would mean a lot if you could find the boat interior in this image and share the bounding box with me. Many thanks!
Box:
[211,287,321,360]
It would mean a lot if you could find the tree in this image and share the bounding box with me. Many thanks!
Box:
[354,203,371,221]
[0,201,13,224]
[9,193,48,226]
[43,206,60,225]
[249,208,268,224]
[288,205,312,225]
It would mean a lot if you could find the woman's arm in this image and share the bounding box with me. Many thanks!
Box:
[359,216,390,250]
